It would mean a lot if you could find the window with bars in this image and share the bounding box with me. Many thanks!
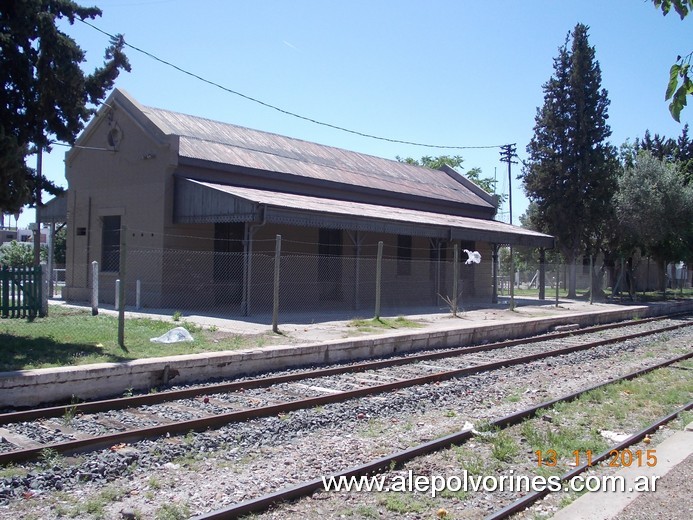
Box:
[101,216,121,272]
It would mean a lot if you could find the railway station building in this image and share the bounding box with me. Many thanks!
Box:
[59,88,554,316]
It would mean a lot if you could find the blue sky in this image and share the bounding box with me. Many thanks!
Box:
[13,0,692,228]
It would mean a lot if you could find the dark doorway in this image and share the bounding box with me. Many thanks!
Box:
[318,228,343,301]
[214,223,244,305]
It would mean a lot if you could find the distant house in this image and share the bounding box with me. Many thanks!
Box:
[0,227,42,245]
[60,88,553,314]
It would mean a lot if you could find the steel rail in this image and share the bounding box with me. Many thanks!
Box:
[190,352,693,520]
[0,322,689,466]
[0,314,688,425]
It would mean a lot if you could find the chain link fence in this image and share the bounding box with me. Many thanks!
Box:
[12,233,684,356]
[60,237,693,322]
[4,232,690,373]
[73,237,479,324]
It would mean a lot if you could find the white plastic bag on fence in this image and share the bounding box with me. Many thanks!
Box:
[464,249,481,264]
[150,327,194,344]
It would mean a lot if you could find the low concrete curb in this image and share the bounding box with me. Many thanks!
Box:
[1,301,691,407]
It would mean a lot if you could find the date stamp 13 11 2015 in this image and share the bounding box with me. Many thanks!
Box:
[535,449,658,468]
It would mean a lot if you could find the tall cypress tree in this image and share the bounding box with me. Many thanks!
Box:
[521,23,617,297]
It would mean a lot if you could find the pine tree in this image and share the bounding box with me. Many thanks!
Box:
[521,23,617,297]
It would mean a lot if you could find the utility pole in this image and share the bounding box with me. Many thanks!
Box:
[499,144,518,310]
[33,147,43,266]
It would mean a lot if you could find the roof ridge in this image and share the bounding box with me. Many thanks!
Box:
[143,105,451,177]
[140,103,493,211]
[178,134,467,192]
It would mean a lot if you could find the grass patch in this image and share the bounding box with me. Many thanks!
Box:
[378,492,432,514]
[508,287,693,302]
[521,420,608,461]
[338,505,380,518]
[635,288,693,302]
[0,305,280,371]
[348,316,422,334]
[0,463,27,479]
[521,362,692,475]
[452,446,489,475]
[53,484,128,518]
[155,503,191,520]
[486,430,521,462]
[358,418,389,438]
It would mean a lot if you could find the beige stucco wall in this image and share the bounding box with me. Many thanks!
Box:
[64,102,178,306]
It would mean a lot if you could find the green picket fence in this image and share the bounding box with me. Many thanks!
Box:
[0,265,42,319]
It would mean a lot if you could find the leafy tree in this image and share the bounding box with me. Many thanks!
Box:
[654,0,692,16]
[644,125,693,182]
[614,151,693,291]
[521,24,618,298]
[620,125,693,183]
[652,0,692,121]
[53,226,66,265]
[396,155,501,196]
[0,0,130,212]
[0,240,46,267]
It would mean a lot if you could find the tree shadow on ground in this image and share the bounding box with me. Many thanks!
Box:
[0,333,133,372]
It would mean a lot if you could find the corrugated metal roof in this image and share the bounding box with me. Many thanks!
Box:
[41,193,67,223]
[142,106,494,209]
[181,179,553,247]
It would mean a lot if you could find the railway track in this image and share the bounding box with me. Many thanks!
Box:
[191,355,693,520]
[0,314,690,467]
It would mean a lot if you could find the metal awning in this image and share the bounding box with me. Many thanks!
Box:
[41,193,68,223]
[174,178,554,248]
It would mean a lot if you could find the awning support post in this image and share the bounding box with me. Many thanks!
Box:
[374,241,383,320]
[453,242,459,316]
[539,248,546,300]
[272,234,281,333]
[492,244,499,304]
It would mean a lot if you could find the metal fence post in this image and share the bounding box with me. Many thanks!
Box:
[91,261,99,316]
[272,234,282,333]
[115,280,120,310]
[538,249,546,300]
[453,242,459,317]
[589,255,594,305]
[40,264,48,317]
[620,257,625,302]
[118,224,127,348]
[375,241,383,320]
[136,279,141,310]
[555,262,560,307]
[509,246,515,311]
[47,222,55,299]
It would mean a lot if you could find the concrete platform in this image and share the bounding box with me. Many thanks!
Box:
[0,299,691,408]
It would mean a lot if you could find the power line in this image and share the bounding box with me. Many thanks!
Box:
[80,19,508,151]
